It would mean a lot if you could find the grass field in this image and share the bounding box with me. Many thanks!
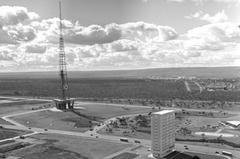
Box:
[74,102,151,119]
[11,103,151,132]
[0,118,13,125]
[0,102,49,116]
[112,152,138,159]
[8,133,132,159]
[0,128,30,140]
[0,97,50,115]
[11,110,92,132]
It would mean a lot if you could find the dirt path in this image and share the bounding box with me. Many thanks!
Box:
[193,81,203,93]
[184,81,191,92]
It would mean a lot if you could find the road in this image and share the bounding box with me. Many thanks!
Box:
[0,96,240,158]
[0,96,52,102]
[184,81,191,92]
[175,143,239,159]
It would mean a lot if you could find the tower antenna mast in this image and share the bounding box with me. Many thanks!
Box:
[54,1,74,110]
[58,1,68,100]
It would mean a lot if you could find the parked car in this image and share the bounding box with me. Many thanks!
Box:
[19,136,25,139]
[120,138,128,142]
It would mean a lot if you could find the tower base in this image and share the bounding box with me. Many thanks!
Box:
[53,98,74,110]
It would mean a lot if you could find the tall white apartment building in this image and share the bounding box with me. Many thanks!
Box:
[151,110,175,158]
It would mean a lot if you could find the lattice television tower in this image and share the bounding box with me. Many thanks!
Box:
[54,1,74,110]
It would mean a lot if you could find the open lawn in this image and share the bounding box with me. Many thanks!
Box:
[0,97,50,116]
[0,128,31,140]
[11,110,92,132]
[0,100,48,107]
[0,118,13,125]
[112,152,138,159]
[74,102,152,119]
[11,103,151,132]
[8,133,132,159]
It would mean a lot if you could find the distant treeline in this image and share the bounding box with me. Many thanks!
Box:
[1,66,240,79]
[0,78,240,102]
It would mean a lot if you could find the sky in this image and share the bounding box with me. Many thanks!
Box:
[0,0,240,71]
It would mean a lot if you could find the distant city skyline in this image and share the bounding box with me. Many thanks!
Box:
[0,0,240,71]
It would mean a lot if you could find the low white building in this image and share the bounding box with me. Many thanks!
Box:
[224,121,240,128]
[151,110,175,158]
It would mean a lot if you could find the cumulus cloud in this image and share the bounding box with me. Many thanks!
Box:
[5,24,36,42]
[187,22,240,42]
[64,23,122,45]
[25,43,47,53]
[185,10,228,23]
[31,19,122,44]
[109,39,139,52]
[2,32,240,71]
[0,49,16,61]
[120,22,178,42]
[167,0,184,2]
[0,6,39,26]
[0,28,17,44]
[167,0,240,4]
[0,24,36,44]
[0,5,239,71]
[31,19,177,45]
[183,38,225,51]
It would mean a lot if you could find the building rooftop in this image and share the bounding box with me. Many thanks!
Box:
[226,120,240,127]
[153,110,175,115]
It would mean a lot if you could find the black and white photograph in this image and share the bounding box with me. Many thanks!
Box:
[0,0,239,158]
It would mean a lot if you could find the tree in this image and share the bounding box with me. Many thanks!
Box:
[217,135,223,144]
[108,128,113,133]
[201,133,206,142]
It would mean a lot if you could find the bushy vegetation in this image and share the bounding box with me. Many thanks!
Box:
[0,78,240,102]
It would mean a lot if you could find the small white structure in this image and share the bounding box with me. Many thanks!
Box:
[225,121,240,128]
[151,110,175,158]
